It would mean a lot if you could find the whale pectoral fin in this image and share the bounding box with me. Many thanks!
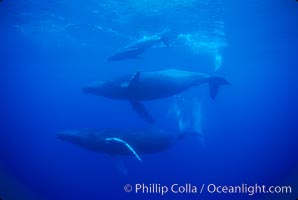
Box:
[111,156,128,175]
[128,71,141,88]
[105,137,142,162]
[130,100,155,124]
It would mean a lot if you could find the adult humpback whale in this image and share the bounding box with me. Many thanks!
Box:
[108,35,169,61]
[57,127,193,162]
[83,69,229,123]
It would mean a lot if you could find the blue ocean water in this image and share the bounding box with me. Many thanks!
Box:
[0,0,298,200]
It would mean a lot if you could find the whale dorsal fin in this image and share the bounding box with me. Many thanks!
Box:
[120,71,141,88]
[105,137,142,162]
[128,71,141,88]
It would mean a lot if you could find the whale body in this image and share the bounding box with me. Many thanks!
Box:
[108,35,169,61]
[57,128,180,158]
[83,69,229,123]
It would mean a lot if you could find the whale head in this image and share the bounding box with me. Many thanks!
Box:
[57,129,96,145]
[82,80,126,99]
[57,129,109,151]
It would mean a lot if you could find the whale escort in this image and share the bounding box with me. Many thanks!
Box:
[57,127,196,162]
[83,69,229,123]
[108,35,169,61]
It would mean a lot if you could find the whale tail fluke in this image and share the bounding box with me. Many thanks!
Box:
[157,28,171,47]
[207,77,229,99]
[161,36,170,47]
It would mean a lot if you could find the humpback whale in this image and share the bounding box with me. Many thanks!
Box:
[57,127,183,162]
[83,69,229,123]
[108,35,169,61]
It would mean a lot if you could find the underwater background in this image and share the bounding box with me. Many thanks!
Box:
[1,0,298,199]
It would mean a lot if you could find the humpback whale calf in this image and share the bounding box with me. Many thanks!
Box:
[83,69,229,123]
[57,127,192,162]
[108,35,169,61]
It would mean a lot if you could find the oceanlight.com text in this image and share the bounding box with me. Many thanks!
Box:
[123,183,292,196]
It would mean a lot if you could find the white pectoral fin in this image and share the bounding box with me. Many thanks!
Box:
[105,137,142,162]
